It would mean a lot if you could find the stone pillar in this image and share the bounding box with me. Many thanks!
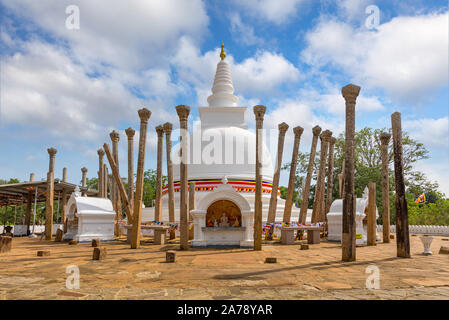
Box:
[125,127,135,215]
[97,149,105,197]
[103,164,108,198]
[163,122,176,240]
[108,174,113,200]
[391,112,411,258]
[189,182,196,218]
[253,105,266,251]
[61,168,68,225]
[379,132,391,243]
[103,142,133,227]
[154,125,164,222]
[339,158,346,199]
[176,105,190,250]
[299,126,321,224]
[311,130,332,223]
[110,130,122,236]
[325,137,337,215]
[267,122,289,224]
[45,147,57,240]
[25,173,35,233]
[81,167,87,196]
[341,84,360,262]
[130,108,152,249]
[367,182,377,246]
[283,126,304,223]
[62,167,67,182]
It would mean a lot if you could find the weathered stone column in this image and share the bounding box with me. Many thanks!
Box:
[81,167,87,196]
[61,168,68,226]
[299,126,321,224]
[103,164,108,198]
[108,174,113,200]
[103,143,133,228]
[283,126,304,223]
[125,127,135,215]
[163,122,176,240]
[176,105,190,250]
[130,108,152,249]
[325,137,337,215]
[189,182,196,218]
[97,149,105,197]
[110,130,122,236]
[341,84,360,262]
[311,130,332,223]
[253,105,266,251]
[25,173,35,233]
[391,112,411,258]
[45,147,57,240]
[154,125,164,222]
[339,158,346,199]
[267,122,289,224]
[367,182,377,246]
[379,132,391,243]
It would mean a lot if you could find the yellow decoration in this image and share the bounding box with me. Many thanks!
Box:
[220,43,226,60]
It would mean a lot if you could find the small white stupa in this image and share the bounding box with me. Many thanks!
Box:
[63,186,116,242]
[327,187,379,245]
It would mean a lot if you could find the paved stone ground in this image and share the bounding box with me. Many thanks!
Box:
[1,235,448,300]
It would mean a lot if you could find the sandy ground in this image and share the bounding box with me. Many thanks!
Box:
[1,234,448,300]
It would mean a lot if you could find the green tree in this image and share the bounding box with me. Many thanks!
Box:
[85,177,98,190]
[281,127,440,225]
[142,169,167,208]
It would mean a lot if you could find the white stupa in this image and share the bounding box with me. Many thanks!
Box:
[141,44,304,225]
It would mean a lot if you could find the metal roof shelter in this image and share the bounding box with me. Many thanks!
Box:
[0,180,98,207]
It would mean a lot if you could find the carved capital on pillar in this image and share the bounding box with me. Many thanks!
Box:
[138,108,152,123]
[81,167,88,174]
[293,126,304,138]
[312,125,322,137]
[176,105,190,122]
[163,122,173,134]
[342,84,361,103]
[320,130,333,142]
[109,130,120,143]
[278,122,289,135]
[329,136,337,146]
[47,147,57,158]
[379,132,391,145]
[253,105,266,122]
[125,127,135,139]
[156,125,164,137]
[97,149,105,158]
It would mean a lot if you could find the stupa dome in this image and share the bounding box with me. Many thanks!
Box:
[172,126,274,182]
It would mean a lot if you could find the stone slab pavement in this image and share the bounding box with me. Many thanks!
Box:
[0,235,448,300]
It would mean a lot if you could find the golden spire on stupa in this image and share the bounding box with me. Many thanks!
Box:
[220,42,226,60]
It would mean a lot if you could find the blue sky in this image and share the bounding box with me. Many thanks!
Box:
[0,0,448,194]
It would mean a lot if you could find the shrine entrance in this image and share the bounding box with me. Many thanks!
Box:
[206,200,241,228]
[190,181,254,248]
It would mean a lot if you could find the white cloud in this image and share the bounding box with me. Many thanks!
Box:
[229,12,264,46]
[172,37,300,105]
[297,88,385,115]
[403,117,449,148]
[301,11,449,101]
[336,0,373,22]
[2,0,209,71]
[0,39,179,144]
[233,0,305,24]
